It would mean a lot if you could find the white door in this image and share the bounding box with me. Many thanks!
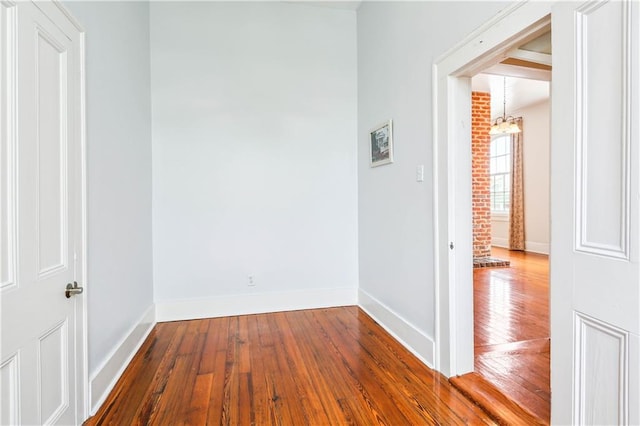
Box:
[1,1,86,424]
[551,0,639,424]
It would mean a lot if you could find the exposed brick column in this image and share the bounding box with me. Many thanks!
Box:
[472,91,492,259]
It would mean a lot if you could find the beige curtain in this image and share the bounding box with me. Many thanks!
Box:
[509,118,525,250]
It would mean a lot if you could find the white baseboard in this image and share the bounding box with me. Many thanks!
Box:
[492,239,549,254]
[357,289,435,368]
[155,287,358,322]
[89,305,156,415]
[524,241,549,255]
[492,237,508,248]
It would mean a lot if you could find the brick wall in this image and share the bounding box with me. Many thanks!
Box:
[472,91,492,259]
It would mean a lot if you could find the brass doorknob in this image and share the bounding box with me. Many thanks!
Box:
[65,281,84,298]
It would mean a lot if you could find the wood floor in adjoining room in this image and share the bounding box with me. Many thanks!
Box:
[474,247,550,423]
[86,307,498,425]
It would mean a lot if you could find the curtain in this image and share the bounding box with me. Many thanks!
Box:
[509,118,525,250]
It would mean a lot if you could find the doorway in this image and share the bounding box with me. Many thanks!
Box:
[470,72,551,421]
[432,3,552,379]
[431,0,554,418]
[435,2,639,425]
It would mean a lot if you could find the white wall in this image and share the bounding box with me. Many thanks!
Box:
[492,98,550,254]
[62,0,154,407]
[150,2,358,318]
[357,1,509,364]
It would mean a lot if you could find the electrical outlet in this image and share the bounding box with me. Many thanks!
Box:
[416,165,424,182]
[248,275,255,286]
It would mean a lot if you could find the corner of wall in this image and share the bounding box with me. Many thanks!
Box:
[89,303,156,415]
[357,289,435,368]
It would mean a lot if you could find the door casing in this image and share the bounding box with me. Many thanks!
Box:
[432,1,551,379]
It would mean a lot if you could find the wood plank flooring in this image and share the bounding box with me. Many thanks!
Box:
[473,247,550,423]
[450,372,545,426]
[85,307,498,425]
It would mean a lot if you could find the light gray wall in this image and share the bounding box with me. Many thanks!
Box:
[62,0,512,382]
[357,1,509,344]
[492,98,551,254]
[150,3,358,303]
[63,1,154,378]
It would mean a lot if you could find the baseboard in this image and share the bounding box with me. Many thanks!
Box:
[155,287,358,322]
[491,239,549,255]
[491,237,508,248]
[357,289,435,368]
[524,241,549,255]
[89,305,156,415]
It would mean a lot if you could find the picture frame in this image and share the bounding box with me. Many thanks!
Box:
[369,120,393,167]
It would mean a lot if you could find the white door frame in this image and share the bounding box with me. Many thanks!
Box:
[70,2,90,418]
[53,1,90,420]
[432,1,551,378]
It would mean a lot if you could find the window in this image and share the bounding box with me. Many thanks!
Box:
[490,135,511,213]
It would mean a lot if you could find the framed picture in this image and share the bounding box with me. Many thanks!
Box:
[369,120,393,167]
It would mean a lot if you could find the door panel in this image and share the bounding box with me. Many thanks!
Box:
[571,0,638,333]
[552,0,640,424]
[1,0,17,293]
[1,1,85,424]
[0,355,19,425]
[39,320,69,424]
[574,313,628,425]
[576,1,629,257]
[36,28,68,276]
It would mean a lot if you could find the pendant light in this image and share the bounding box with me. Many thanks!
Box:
[490,77,521,135]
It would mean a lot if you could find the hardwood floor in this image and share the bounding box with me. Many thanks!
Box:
[474,247,550,423]
[86,307,498,425]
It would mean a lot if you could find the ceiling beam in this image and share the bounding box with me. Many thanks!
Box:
[482,63,551,81]
[501,58,552,71]
[506,48,552,66]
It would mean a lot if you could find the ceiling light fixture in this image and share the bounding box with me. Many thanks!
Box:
[490,77,522,135]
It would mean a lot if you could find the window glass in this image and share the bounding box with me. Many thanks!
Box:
[490,135,511,213]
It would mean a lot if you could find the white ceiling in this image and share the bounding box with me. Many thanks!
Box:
[472,74,549,119]
[520,31,552,55]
